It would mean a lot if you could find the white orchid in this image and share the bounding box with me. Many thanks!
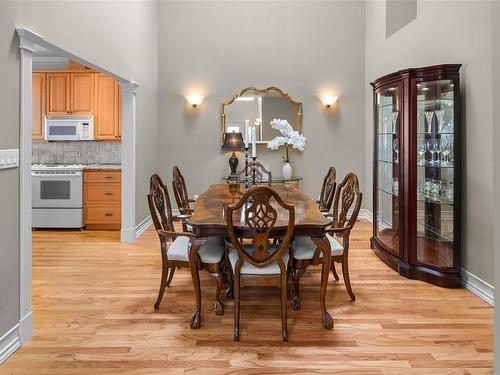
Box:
[267,119,306,162]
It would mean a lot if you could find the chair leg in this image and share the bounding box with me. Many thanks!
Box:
[224,247,234,300]
[341,257,355,301]
[234,272,241,341]
[290,267,303,311]
[213,271,224,316]
[280,271,289,342]
[154,266,170,309]
[166,266,176,287]
[331,261,340,282]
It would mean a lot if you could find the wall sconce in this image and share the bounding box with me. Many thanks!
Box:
[186,95,203,107]
[320,96,339,108]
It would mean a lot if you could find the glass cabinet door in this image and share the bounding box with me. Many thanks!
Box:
[375,86,400,256]
[415,80,455,268]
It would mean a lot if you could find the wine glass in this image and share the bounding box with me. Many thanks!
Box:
[392,138,399,163]
[434,109,445,133]
[424,111,434,134]
[417,140,426,166]
[427,139,437,165]
[391,110,399,134]
[441,138,453,166]
[436,139,444,166]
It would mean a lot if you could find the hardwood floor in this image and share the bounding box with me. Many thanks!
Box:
[1,220,493,374]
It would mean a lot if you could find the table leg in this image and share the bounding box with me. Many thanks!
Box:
[312,236,334,329]
[188,237,207,329]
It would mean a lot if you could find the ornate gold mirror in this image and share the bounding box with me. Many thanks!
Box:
[220,87,302,145]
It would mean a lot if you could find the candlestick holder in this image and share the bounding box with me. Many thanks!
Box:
[244,146,249,189]
[251,156,258,186]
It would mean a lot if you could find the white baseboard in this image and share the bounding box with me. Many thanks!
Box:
[461,268,494,306]
[0,323,21,364]
[120,227,135,243]
[358,209,373,222]
[135,216,152,240]
[121,216,153,242]
[19,311,33,344]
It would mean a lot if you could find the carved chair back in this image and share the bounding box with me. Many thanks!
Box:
[148,174,175,240]
[331,173,363,231]
[318,167,337,212]
[227,186,295,269]
[238,162,272,186]
[172,166,191,214]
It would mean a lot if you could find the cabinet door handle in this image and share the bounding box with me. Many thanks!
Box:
[105,213,113,217]
[105,176,113,179]
[104,192,113,196]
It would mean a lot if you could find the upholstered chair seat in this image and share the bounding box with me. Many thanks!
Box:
[169,236,224,263]
[292,235,343,260]
[229,245,289,275]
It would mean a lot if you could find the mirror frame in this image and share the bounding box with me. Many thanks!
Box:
[220,86,303,145]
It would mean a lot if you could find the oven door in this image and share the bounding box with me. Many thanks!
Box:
[32,172,83,208]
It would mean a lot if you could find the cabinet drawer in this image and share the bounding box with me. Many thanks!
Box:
[86,183,121,203]
[84,171,121,183]
[85,206,121,224]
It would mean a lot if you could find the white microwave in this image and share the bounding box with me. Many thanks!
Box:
[44,116,94,141]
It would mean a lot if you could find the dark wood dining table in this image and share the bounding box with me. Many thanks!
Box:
[186,183,334,329]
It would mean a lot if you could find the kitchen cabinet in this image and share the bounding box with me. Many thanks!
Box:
[32,73,46,140]
[46,73,70,115]
[36,69,121,140]
[46,72,95,115]
[95,74,121,140]
[84,169,121,230]
[71,73,95,114]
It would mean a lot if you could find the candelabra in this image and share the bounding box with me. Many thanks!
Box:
[251,156,258,186]
[244,146,249,189]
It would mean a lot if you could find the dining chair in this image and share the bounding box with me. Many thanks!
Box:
[238,161,272,186]
[148,174,225,315]
[172,166,196,231]
[226,186,295,342]
[317,166,336,215]
[291,172,362,309]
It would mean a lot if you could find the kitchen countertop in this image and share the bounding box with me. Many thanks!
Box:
[83,164,122,172]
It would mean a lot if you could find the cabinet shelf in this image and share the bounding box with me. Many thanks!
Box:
[416,132,454,136]
[377,187,453,206]
[371,64,461,288]
[417,161,454,169]
[417,221,453,242]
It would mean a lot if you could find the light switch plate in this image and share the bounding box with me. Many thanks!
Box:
[0,149,19,169]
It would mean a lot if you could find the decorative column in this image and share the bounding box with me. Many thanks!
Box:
[17,28,36,344]
[119,81,139,243]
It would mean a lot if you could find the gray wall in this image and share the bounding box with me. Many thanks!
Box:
[0,0,159,338]
[492,2,500,373]
[365,0,495,284]
[157,1,366,200]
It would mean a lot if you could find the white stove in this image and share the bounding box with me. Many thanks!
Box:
[32,164,85,175]
[32,164,84,228]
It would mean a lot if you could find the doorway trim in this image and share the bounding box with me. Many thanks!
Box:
[15,27,139,345]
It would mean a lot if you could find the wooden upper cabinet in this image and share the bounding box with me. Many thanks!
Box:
[41,69,121,141]
[32,73,46,141]
[71,73,95,114]
[95,74,121,140]
[46,73,70,115]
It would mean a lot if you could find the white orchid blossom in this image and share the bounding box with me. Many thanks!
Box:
[267,119,306,162]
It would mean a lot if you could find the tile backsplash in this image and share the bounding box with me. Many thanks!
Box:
[32,141,121,165]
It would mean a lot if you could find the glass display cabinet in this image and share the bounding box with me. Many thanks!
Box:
[370,64,461,288]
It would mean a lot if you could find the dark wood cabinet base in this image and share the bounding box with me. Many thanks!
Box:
[371,238,462,289]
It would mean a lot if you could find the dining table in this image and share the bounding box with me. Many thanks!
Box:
[186,183,334,329]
